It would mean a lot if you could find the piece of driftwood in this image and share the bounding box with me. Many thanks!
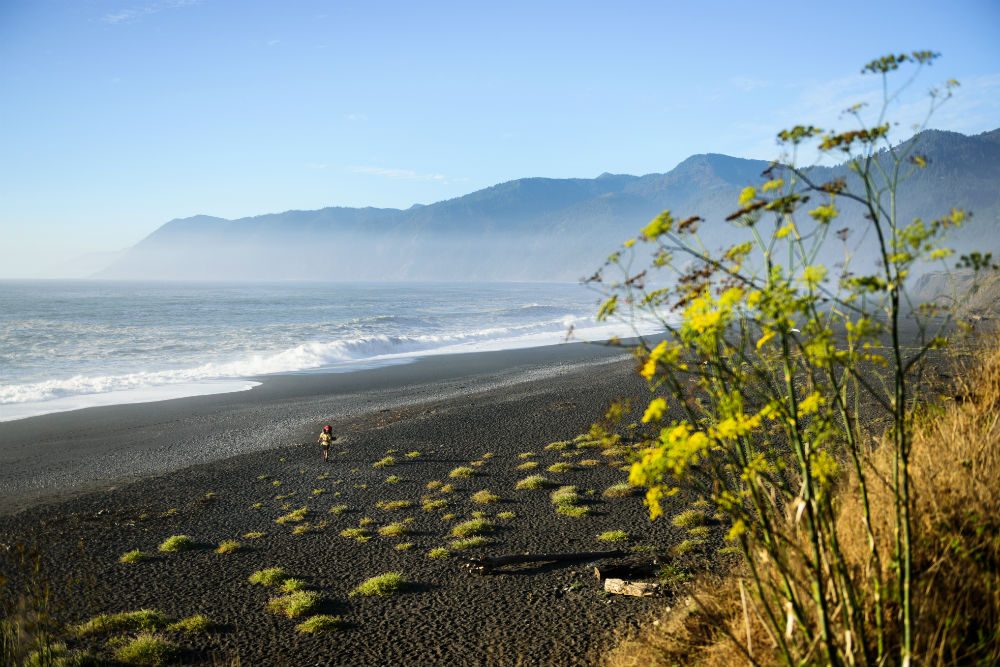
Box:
[459,549,628,575]
[604,578,661,597]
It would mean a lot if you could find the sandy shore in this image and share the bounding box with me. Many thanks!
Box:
[0,343,690,666]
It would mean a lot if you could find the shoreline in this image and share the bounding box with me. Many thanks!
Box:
[0,340,634,515]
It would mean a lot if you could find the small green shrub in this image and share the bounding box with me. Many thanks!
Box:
[248,567,289,587]
[547,462,575,473]
[450,518,493,538]
[496,511,516,520]
[166,614,211,633]
[291,521,326,535]
[427,547,450,559]
[113,633,176,666]
[518,452,536,459]
[358,516,375,526]
[350,572,407,597]
[441,513,457,521]
[395,542,415,551]
[243,531,266,539]
[329,504,349,515]
[597,530,629,543]
[426,480,443,490]
[439,484,455,493]
[157,535,193,553]
[449,466,475,478]
[272,480,282,487]
[384,475,402,484]
[516,461,539,470]
[312,488,327,496]
[672,538,706,556]
[470,489,500,504]
[405,451,421,458]
[545,440,570,451]
[556,504,590,517]
[550,485,581,506]
[267,591,321,618]
[215,540,241,554]
[515,475,552,490]
[295,615,343,634]
[687,525,712,539]
[119,549,147,564]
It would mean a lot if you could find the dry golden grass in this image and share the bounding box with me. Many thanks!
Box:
[606,344,1000,667]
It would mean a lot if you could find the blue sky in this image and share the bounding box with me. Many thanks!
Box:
[1,0,999,277]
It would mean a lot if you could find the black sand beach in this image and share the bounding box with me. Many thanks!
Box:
[0,343,690,666]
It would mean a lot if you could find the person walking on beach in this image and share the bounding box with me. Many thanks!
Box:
[317,424,336,462]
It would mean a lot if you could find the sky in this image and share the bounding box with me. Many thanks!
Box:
[1,0,998,278]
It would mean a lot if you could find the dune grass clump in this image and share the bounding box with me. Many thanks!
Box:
[579,459,601,467]
[603,482,638,498]
[291,521,326,535]
[266,590,321,618]
[375,499,413,511]
[687,525,711,539]
[671,509,707,529]
[426,480,443,490]
[384,475,402,484]
[427,547,450,559]
[516,461,539,470]
[450,518,494,538]
[275,507,309,524]
[271,480,282,487]
[279,578,306,593]
[450,536,492,550]
[378,521,411,537]
[166,614,211,633]
[439,484,455,494]
[295,615,343,634]
[119,549,147,564]
[349,572,407,597]
[545,440,571,451]
[518,452,537,459]
[547,462,575,473]
[556,504,590,517]
[311,488,327,496]
[329,504,349,515]
[372,456,397,469]
[358,516,375,526]
[470,489,500,504]
[157,535,194,553]
[597,530,629,543]
[243,531,266,539]
[112,633,176,666]
[440,513,457,521]
[339,527,372,542]
[74,609,168,637]
[422,498,448,511]
[248,567,289,587]
[405,450,421,458]
[215,540,242,554]
[516,474,552,490]
[497,511,516,520]
[395,542,415,551]
[550,485,581,506]
[449,466,475,479]
[671,538,706,557]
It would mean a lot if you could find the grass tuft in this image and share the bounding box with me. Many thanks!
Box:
[378,521,411,537]
[266,590,321,618]
[275,507,309,524]
[74,609,167,637]
[449,466,475,478]
[119,549,147,564]
[295,615,343,634]
[372,456,397,469]
[350,572,408,597]
[450,536,492,550]
[384,475,402,484]
[215,540,242,554]
[112,633,176,666]
[166,614,211,633]
[450,518,494,538]
[329,504,349,515]
[339,527,372,541]
[597,530,629,543]
[671,509,707,529]
[427,547,450,559]
[545,440,571,451]
[157,535,194,553]
[603,482,638,498]
[516,461,540,470]
[470,489,501,504]
[497,511,516,520]
[248,567,289,587]
[422,498,449,511]
[279,578,306,593]
[375,499,413,511]
[243,531,266,539]
[547,462,576,473]
[516,474,552,490]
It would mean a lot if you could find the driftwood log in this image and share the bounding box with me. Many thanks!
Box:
[459,549,628,575]
[603,578,661,597]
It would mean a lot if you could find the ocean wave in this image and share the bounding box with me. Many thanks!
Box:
[0,316,598,405]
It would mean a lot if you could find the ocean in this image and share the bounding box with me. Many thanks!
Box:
[0,280,648,422]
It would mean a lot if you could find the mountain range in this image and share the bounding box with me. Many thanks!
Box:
[98,128,1000,282]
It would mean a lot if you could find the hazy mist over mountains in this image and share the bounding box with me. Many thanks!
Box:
[98,128,1000,282]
